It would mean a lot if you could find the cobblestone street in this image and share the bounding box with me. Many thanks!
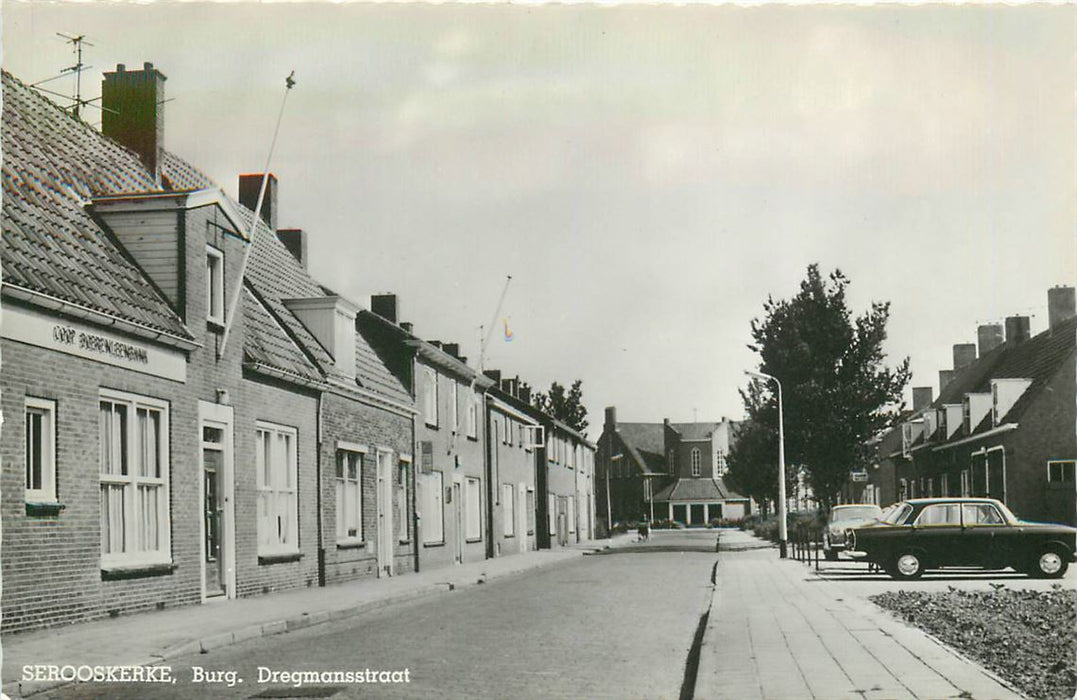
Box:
[35,531,718,700]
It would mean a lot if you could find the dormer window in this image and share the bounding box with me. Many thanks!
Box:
[206,245,224,325]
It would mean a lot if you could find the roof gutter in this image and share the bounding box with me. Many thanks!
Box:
[931,423,1019,451]
[243,360,327,392]
[3,283,200,352]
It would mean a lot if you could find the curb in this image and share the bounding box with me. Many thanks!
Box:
[4,548,594,699]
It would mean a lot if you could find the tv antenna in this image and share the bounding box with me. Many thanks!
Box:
[56,33,94,117]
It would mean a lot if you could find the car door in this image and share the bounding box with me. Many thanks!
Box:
[961,502,1006,567]
[912,503,963,566]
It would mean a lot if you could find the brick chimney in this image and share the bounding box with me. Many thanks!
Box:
[1048,286,1076,330]
[276,229,306,268]
[605,406,617,428]
[102,62,167,183]
[443,343,460,358]
[939,369,955,392]
[977,324,1004,356]
[484,369,502,385]
[912,386,933,412]
[952,343,977,370]
[1005,316,1030,345]
[519,384,531,404]
[238,173,278,231]
[370,294,398,324]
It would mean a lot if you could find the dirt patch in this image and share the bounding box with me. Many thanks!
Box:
[871,586,1076,700]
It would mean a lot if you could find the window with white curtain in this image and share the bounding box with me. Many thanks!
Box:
[99,390,170,567]
[465,477,482,541]
[423,471,444,544]
[335,449,363,543]
[256,422,299,555]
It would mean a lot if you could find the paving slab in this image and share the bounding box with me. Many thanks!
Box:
[694,529,1024,700]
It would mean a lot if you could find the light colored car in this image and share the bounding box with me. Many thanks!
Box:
[823,504,884,560]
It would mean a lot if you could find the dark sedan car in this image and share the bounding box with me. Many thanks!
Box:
[847,497,1077,580]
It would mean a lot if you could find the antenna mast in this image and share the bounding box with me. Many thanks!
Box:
[56,33,94,117]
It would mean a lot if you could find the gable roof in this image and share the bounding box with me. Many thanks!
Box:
[653,477,746,502]
[1,71,192,341]
[614,422,664,475]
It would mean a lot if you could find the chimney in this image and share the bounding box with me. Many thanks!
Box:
[976,324,1004,356]
[1048,286,1076,330]
[443,343,460,358]
[400,322,413,334]
[370,294,398,324]
[276,229,307,268]
[238,173,278,231]
[1005,316,1030,345]
[501,377,519,397]
[605,406,617,428]
[519,385,531,404]
[101,62,167,183]
[428,340,443,350]
[484,369,501,385]
[939,369,955,392]
[952,343,977,370]
[912,387,933,412]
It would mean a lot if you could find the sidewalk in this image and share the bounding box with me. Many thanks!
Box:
[694,529,1023,700]
[2,535,631,699]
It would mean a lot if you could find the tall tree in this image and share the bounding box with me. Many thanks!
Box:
[741,264,910,510]
[533,379,589,435]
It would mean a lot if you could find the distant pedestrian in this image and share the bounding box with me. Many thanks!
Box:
[638,516,650,542]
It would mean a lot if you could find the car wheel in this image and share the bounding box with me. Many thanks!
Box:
[1030,547,1069,579]
[890,551,925,580]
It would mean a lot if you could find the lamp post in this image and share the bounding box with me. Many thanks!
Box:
[745,370,788,558]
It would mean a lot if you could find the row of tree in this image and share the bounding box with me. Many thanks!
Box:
[727,264,911,512]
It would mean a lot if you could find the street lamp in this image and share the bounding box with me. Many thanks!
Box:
[745,369,788,558]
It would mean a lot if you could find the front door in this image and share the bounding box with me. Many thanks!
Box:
[516,483,527,553]
[453,481,464,563]
[198,404,234,601]
[376,451,394,576]
[203,443,225,597]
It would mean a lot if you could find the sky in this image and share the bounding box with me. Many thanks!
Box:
[4,3,1075,434]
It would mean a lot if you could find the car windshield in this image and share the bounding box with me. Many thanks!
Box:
[881,503,912,525]
[830,506,882,522]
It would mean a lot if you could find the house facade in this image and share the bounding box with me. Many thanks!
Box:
[859,287,1076,525]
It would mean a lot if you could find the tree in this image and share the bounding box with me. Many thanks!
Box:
[740,264,910,511]
[533,379,589,435]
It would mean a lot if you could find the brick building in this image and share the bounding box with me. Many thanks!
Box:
[595,408,750,527]
[859,287,1076,525]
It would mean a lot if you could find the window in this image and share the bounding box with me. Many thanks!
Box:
[256,422,299,555]
[548,493,557,535]
[422,471,444,544]
[206,245,224,324]
[335,450,363,542]
[915,503,961,526]
[526,488,535,535]
[960,470,971,497]
[962,503,1004,526]
[449,382,459,433]
[940,473,949,497]
[466,389,478,439]
[99,391,170,567]
[1048,461,1076,484]
[423,367,438,428]
[567,495,576,533]
[691,448,701,477]
[502,484,515,536]
[465,477,482,541]
[25,397,57,503]
[506,418,514,446]
[926,478,934,498]
[397,460,411,542]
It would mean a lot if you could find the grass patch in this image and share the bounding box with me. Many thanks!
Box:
[871,586,1076,700]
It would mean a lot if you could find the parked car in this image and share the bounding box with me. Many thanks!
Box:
[823,504,884,560]
[847,497,1077,580]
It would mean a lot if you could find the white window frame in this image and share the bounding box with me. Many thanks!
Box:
[335,447,366,544]
[206,244,225,324]
[25,397,57,503]
[423,470,445,545]
[99,390,171,569]
[466,388,478,439]
[526,487,536,535]
[1047,460,1076,484]
[502,483,515,537]
[256,421,299,556]
[567,495,576,533]
[397,456,412,543]
[548,493,557,535]
[423,367,439,428]
[691,448,701,477]
[450,381,459,434]
[465,476,482,541]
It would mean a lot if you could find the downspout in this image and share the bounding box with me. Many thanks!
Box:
[316,392,325,586]
[484,393,495,559]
